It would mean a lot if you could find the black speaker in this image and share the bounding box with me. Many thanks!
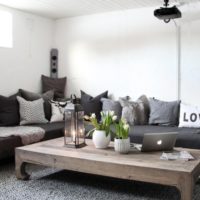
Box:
[50,48,58,78]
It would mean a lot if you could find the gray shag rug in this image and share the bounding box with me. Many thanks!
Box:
[0,159,200,200]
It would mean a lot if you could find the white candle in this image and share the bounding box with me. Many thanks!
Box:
[72,130,76,142]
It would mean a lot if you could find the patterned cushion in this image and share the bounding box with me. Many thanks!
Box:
[17,96,48,125]
[19,89,54,121]
[0,126,45,145]
[50,101,67,122]
[119,95,149,125]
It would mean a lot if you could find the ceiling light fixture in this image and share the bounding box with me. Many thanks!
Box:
[154,0,182,23]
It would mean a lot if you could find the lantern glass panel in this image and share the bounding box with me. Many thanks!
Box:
[64,110,74,145]
[64,103,86,148]
[77,110,85,145]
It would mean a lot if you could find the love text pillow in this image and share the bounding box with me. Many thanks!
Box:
[179,103,200,128]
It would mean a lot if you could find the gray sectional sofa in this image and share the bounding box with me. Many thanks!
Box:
[1,87,200,160]
[1,121,200,160]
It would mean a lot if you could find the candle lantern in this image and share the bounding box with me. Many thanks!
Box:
[64,103,86,148]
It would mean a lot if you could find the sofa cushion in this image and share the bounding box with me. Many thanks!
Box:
[30,121,64,140]
[50,101,66,122]
[0,136,22,159]
[149,98,180,126]
[127,125,200,149]
[0,93,20,126]
[119,95,149,125]
[41,75,66,99]
[101,98,122,121]
[179,103,200,128]
[0,121,65,159]
[0,126,45,145]
[84,122,200,149]
[17,96,48,125]
[19,89,54,101]
[81,90,108,120]
[19,89,54,121]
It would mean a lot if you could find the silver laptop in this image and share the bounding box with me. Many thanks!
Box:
[136,132,178,152]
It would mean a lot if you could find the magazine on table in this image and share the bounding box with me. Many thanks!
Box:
[160,151,195,161]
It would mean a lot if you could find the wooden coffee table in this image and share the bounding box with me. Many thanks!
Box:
[15,137,200,200]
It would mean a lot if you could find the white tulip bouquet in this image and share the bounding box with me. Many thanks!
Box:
[88,111,117,136]
[114,118,130,139]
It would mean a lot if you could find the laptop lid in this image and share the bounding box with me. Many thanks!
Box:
[141,132,178,152]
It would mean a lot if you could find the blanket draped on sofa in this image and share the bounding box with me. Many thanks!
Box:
[0,126,45,145]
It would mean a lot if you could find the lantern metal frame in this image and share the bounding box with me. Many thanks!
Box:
[64,103,86,148]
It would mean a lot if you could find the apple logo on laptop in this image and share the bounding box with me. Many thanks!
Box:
[157,140,162,145]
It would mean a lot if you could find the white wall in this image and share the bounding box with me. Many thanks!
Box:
[181,19,200,105]
[55,8,178,101]
[0,5,54,96]
[1,4,199,104]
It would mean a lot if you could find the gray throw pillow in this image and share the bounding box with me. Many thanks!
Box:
[149,98,180,126]
[81,90,108,120]
[41,75,66,99]
[101,98,122,121]
[119,95,149,125]
[17,96,48,125]
[19,89,54,101]
[19,89,54,121]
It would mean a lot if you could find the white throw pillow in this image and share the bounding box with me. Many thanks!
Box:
[50,101,67,122]
[179,103,200,128]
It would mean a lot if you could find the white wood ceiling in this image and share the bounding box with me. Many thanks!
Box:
[0,0,199,19]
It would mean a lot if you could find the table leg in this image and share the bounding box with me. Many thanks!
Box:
[177,175,194,200]
[15,155,30,180]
